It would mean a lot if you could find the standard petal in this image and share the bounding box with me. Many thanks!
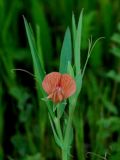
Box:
[42,72,61,94]
[60,74,76,99]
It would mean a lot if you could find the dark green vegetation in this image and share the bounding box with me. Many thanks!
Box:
[0,0,120,160]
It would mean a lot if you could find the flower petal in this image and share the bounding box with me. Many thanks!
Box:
[60,74,76,99]
[42,72,61,94]
[48,92,63,103]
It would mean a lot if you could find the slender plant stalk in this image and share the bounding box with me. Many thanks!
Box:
[62,149,68,160]
[62,103,76,160]
[54,118,63,142]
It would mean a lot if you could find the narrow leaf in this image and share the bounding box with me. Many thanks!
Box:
[59,27,72,74]
[75,73,82,97]
[72,13,77,48]
[57,102,67,119]
[74,9,83,74]
[23,17,45,82]
[67,61,74,78]
[36,25,45,70]
[49,114,62,148]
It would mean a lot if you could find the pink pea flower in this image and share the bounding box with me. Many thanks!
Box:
[42,72,76,103]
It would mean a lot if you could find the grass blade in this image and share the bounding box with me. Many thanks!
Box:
[74,9,84,75]
[59,27,72,74]
[72,12,77,48]
[23,16,45,83]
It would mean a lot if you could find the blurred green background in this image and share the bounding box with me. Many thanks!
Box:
[0,0,120,159]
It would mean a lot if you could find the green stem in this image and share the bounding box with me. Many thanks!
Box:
[64,114,72,146]
[62,149,68,160]
[63,103,76,160]
[54,118,63,142]
[54,104,63,143]
[64,102,75,143]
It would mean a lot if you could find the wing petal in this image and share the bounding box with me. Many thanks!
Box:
[60,74,76,99]
[42,72,61,94]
